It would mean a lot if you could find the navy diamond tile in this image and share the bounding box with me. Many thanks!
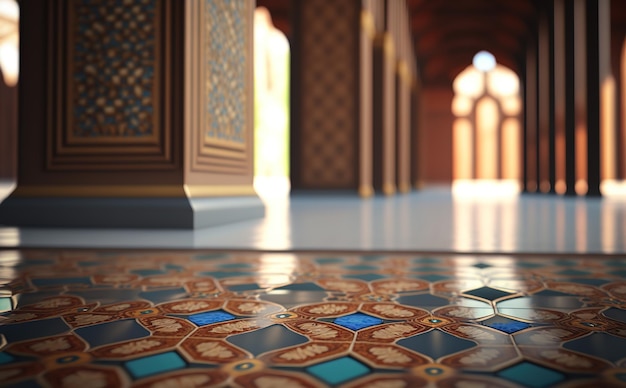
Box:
[397,329,475,360]
[564,332,626,363]
[464,287,513,301]
[227,324,307,356]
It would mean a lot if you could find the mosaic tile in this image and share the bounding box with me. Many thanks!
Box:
[1,250,626,386]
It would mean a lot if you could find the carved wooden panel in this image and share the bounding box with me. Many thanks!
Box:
[295,0,358,188]
[47,0,174,170]
[189,0,251,175]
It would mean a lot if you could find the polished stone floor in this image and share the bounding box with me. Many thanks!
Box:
[1,181,626,254]
[1,249,626,387]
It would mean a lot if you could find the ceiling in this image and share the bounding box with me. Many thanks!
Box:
[256,0,626,87]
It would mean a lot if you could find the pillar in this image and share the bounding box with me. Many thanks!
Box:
[0,74,16,181]
[553,0,567,194]
[524,42,538,193]
[291,0,373,195]
[0,0,263,228]
[372,1,397,195]
[538,8,551,193]
[564,0,577,195]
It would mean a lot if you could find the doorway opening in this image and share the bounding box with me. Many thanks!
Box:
[253,7,290,199]
[452,50,522,197]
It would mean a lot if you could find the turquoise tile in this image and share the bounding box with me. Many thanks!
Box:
[416,274,450,282]
[0,352,14,365]
[343,273,386,281]
[307,357,370,385]
[343,264,378,271]
[197,271,255,279]
[125,351,186,379]
[556,269,590,276]
[131,269,167,276]
[315,257,343,264]
[498,362,564,388]
[218,263,253,269]
[0,297,12,312]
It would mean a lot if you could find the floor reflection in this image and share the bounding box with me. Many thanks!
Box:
[1,184,626,254]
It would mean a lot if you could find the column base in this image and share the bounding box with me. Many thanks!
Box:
[0,195,265,229]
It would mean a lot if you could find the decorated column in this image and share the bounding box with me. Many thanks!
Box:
[0,0,263,228]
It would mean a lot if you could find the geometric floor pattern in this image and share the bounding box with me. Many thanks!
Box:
[1,250,626,387]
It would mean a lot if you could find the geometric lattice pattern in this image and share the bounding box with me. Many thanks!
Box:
[298,0,357,188]
[2,251,626,386]
[71,0,157,138]
[205,0,246,144]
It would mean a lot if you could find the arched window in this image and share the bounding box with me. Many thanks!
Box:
[452,51,521,193]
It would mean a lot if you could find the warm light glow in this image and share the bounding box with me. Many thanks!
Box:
[254,7,290,194]
[475,97,498,179]
[575,179,588,196]
[472,50,496,72]
[601,75,616,181]
[501,96,521,116]
[486,66,519,97]
[452,52,521,191]
[501,118,520,180]
[0,0,18,87]
[453,118,473,179]
[555,180,566,194]
[575,124,588,195]
[451,95,473,117]
[452,180,520,198]
[600,180,626,197]
[453,66,484,98]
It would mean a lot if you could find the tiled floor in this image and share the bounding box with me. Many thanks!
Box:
[1,249,626,387]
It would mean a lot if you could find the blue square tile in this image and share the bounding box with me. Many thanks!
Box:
[334,313,383,331]
[188,310,235,326]
[482,316,531,334]
[125,351,186,379]
[498,362,564,388]
[306,357,370,385]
